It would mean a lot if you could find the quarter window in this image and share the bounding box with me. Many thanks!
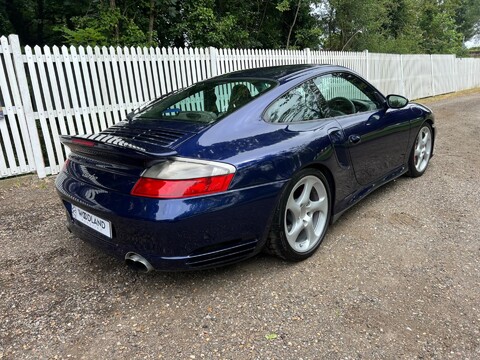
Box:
[266,80,328,123]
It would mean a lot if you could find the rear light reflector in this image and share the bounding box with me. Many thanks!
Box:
[131,174,234,198]
[72,138,95,147]
[131,157,236,199]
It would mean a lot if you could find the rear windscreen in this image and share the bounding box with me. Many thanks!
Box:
[132,79,277,123]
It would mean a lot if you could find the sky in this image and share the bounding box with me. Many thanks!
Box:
[465,37,480,48]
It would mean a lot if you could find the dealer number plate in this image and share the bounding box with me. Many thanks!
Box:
[71,204,112,238]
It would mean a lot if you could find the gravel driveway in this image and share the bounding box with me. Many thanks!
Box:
[1,90,479,359]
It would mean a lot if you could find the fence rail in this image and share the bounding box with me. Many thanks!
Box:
[1,34,480,179]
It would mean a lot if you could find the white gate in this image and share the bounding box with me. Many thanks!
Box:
[0,35,45,178]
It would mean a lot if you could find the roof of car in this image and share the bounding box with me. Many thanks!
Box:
[213,64,346,83]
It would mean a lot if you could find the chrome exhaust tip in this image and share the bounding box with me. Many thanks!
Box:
[125,252,154,273]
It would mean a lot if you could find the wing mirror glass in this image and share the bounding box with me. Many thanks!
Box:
[386,94,409,109]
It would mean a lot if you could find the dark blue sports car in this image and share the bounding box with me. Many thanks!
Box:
[55,64,435,272]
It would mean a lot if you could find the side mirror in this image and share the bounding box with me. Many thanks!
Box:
[386,94,409,109]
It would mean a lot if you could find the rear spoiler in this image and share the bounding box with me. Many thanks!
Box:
[60,134,177,164]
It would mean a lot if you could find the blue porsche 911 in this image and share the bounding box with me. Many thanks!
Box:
[55,64,435,272]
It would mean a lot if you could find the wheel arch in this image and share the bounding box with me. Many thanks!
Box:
[424,117,435,157]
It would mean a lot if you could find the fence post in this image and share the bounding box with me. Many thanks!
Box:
[9,34,46,178]
[400,55,406,96]
[364,50,369,80]
[430,54,435,96]
[304,48,311,64]
[454,55,459,92]
[209,47,218,77]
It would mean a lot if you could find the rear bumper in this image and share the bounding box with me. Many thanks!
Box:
[56,172,286,271]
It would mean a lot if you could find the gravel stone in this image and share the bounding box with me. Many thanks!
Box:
[0,90,479,359]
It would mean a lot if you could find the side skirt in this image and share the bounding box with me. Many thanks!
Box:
[331,165,408,223]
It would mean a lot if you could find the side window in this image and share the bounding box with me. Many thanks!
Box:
[215,82,260,113]
[164,82,261,115]
[266,80,325,123]
[313,73,382,116]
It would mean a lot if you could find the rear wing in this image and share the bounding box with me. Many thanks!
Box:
[60,134,177,165]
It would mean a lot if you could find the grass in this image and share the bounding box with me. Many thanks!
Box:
[415,87,480,105]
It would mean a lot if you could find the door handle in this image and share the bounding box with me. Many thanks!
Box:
[366,114,381,126]
[349,134,361,144]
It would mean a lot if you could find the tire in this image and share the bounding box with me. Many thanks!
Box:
[267,168,331,261]
[407,123,433,177]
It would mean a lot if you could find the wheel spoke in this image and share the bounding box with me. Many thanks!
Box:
[287,220,303,241]
[286,196,301,219]
[420,135,426,146]
[304,220,317,241]
[307,198,326,213]
[416,157,423,170]
[414,147,421,157]
[297,180,312,206]
[421,132,429,145]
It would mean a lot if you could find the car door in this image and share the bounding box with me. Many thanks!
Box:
[313,72,411,185]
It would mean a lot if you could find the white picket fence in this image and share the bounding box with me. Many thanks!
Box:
[1,34,480,179]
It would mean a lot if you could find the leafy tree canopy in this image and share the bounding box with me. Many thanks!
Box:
[0,0,478,55]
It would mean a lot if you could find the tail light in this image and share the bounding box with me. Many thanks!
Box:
[131,158,236,199]
[61,159,70,173]
[71,138,95,147]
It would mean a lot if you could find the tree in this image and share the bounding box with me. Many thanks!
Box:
[455,0,480,41]
[318,0,475,55]
[0,0,15,36]
[0,0,478,54]
[60,1,147,46]
[419,0,464,54]
[321,0,389,50]
[276,0,323,49]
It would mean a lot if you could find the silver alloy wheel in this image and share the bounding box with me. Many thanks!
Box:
[414,125,432,173]
[284,175,329,253]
